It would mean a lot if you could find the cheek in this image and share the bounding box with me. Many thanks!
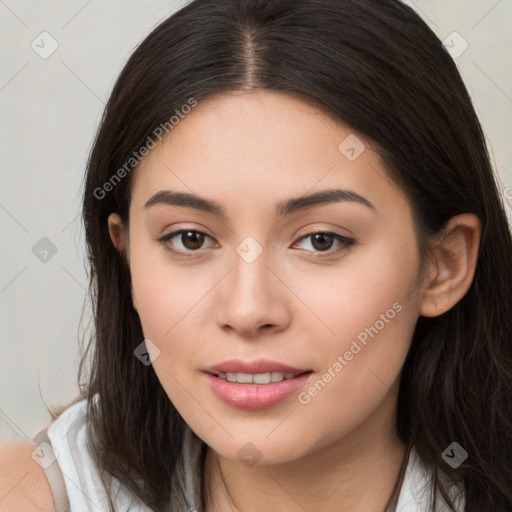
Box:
[131,261,212,346]
[288,281,419,458]
[285,234,421,348]
[287,235,421,410]
[128,237,221,375]
[129,255,213,411]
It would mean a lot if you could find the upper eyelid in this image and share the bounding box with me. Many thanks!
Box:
[160,229,215,241]
[297,227,354,242]
[292,232,355,252]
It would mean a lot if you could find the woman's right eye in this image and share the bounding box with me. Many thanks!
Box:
[157,229,217,257]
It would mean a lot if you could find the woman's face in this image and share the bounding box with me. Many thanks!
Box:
[118,91,425,464]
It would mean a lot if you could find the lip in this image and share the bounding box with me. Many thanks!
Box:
[205,372,313,410]
[204,358,311,375]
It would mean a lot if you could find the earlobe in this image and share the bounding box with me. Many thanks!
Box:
[108,213,125,252]
[419,213,481,317]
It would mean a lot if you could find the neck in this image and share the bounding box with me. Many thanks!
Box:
[202,387,408,512]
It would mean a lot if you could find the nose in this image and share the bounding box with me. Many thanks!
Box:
[215,247,291,338]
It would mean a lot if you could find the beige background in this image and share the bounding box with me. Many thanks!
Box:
[0,0,511,441]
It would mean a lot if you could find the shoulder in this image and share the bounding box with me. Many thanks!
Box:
[0,440,55,512]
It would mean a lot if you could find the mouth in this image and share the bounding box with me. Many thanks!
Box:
[203,359,314,410]
[204,358,312,377]
[209,370,311,384]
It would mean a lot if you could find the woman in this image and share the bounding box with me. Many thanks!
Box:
[2,0,511,511]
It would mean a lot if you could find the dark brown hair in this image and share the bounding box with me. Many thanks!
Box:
[53,0,512,510]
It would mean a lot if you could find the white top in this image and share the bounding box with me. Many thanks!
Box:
[42,396,466,512]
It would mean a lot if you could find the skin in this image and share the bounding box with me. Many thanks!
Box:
[108,90,481,512]
[0,441,55,511]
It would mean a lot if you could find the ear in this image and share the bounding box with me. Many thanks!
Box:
[108,213,138,310]
[108,213,126,252]
[420,213,481,317]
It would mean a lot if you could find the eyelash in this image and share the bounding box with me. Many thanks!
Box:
[157,229,356,259]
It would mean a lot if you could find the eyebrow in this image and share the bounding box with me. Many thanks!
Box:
[144,188,376,218]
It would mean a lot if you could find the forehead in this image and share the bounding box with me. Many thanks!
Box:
[129,90,402,218]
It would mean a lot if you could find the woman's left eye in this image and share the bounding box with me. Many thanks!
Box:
[157,229,355,258]
[293,231,355,256]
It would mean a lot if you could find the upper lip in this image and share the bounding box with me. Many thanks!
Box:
[205,359,311,375]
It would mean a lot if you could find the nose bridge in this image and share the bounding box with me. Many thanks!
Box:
[232,246,270,300]
[215,236,289,335]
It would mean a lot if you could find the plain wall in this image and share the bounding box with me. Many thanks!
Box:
[1,0,511,442]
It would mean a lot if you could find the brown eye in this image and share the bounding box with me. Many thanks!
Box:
[294,231,355,256]
[180,231,205,250]
[310,233,335,251]
[157,229,216,257]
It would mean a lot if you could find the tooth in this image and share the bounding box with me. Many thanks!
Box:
[253,372,271,384]
[237,373,253,383]
[218,372,295,384]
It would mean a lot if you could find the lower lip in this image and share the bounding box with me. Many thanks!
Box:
[205,372,313,410]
